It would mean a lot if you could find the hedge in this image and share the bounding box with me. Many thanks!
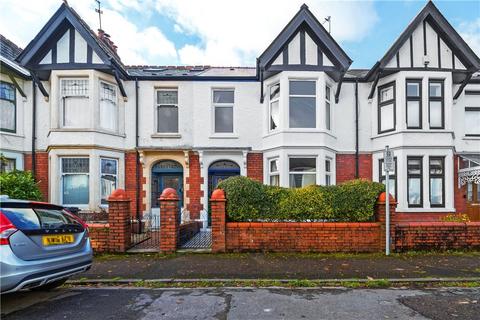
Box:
[0,170,43,201]
[216,176,385,222]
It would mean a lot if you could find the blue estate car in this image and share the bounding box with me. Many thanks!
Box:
[0,197,92,293]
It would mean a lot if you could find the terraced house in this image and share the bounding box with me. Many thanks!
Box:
[1,1,479,228]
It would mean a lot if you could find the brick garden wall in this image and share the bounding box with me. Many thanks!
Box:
[179,221,202,245]
[24,152,49,201]
[247,152,263,182]
[225,222,382,252]
[88,223,110,252]
[395,222,480,251]
[336,154,372,183]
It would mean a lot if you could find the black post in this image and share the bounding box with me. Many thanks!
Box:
[355,79,359,179]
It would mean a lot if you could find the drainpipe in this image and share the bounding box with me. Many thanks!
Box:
[135,78,141,231]
[31,81,37,179]
[355,79,359,179]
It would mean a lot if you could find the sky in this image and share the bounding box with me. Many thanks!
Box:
[0,0,478,69]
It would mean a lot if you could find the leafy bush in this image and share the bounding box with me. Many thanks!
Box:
[440,213,470,223]
[216,176,384,222]
[0,170,43,201]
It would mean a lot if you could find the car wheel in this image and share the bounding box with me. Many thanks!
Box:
[31,278,68,291]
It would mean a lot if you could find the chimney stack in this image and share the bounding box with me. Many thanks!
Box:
[97,29,118,52]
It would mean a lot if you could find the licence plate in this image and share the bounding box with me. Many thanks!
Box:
[42,234,74,246]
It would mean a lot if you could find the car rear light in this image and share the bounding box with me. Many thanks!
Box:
[63,209,89,234]
[0,211,18,245]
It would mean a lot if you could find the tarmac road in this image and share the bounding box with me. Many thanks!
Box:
[2,286,479,319]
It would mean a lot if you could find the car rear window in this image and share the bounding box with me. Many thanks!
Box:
[1,208,82,230]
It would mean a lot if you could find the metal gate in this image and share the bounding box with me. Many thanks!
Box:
[129,211,160,252]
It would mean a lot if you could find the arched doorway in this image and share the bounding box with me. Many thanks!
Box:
[208,160,240,225]
[151,160,184,210]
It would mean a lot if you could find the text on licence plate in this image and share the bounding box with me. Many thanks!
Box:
[42,234,74,246]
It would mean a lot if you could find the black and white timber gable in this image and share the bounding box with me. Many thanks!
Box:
[366,1,480,99]
[15,3,126,80]
[257,4,352,83]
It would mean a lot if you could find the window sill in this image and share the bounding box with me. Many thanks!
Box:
[263,129,336,139]
[151,133,182,139]
[371,129,454,139]
[463,135,480,140]
[0,131,25,138]
[396,207,455,213]
[50,128,126,138]
[209,134,239,139]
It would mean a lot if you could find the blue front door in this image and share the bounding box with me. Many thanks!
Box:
[151,173,183,209]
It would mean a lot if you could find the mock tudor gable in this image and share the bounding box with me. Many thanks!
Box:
[257,4,352,83]
[16,3,126,81]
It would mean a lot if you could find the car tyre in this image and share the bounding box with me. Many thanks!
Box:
[31,278,68,291]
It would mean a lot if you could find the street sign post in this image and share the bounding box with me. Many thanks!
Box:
[383,145,394,255]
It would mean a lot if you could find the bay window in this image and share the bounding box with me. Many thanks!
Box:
[406,79,422,129]
[1,81,16,132]
[99,81,118,132]
[379,157,397,200]
[100,158,118,205]
[289,80,316,128]
[213,89,234,133]
[378,82,396,133]
[428,80,444,129]
[269,158,280,186]
[0,157,16,173]
[429,157,444,207]
[325,85,331,130]
[61,78,89,128]
[61,158,89,205]
[465,107,480,136]
[269,83,280,131]
[289,157,316,188]
[407,156,423,207]
[157,89,178,133]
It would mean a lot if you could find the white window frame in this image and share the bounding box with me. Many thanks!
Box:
[269,83,280,132]
[156,88,179,133]
[100,157,118,205]
[465,107,480,136]
[59,77,90,128]
[325,84,332,131]
[99,80,119,133]
[60,157,90,207]
[325,158,332,186]
[288,156,317,188]
[268,158,280,186]
[288,79,317,129]
[212,88,235,134]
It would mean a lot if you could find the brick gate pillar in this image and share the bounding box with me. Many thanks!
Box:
[375,192,397,252]
[159,188,179,253]
[107,189,131,252]
[210,189,226,253]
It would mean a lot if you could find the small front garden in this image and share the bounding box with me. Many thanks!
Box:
[217,176,385,222]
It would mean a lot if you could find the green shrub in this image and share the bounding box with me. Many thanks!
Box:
[0,170,43,201]
[216,176,384,222]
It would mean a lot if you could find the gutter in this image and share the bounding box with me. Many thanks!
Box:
[135,78,141,232]
[31,82,37,179]
[355,79,359,179]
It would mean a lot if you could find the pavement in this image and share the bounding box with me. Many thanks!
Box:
[2,287,479,319]
[72,252,480,280]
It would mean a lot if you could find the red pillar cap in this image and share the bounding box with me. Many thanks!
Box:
[160,188,179,200]
[378,192,396,203]
[211,189,225,200]
[108,189,129,201]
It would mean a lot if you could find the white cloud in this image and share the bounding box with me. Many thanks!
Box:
[458,18,480,56]
[154,0,379,66]
[0,0,177,65]
[0,0,379,66]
